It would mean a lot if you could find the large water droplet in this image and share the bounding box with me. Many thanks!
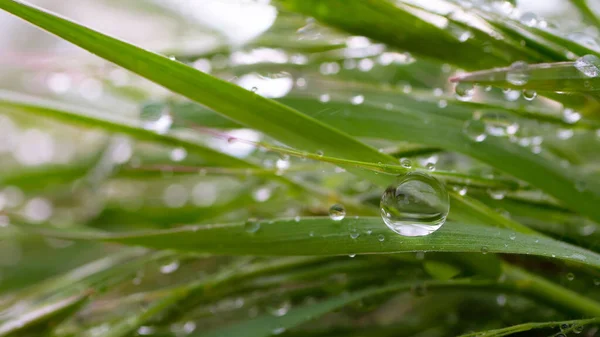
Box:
[463,119,487,142]
[329,204,346,221]
[268,299,291,317]
[380,172,449,237]
[575,55,600,78]
[506,61,529,86]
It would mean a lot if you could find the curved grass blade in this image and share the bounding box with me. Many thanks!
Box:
[0,291,91,336]
[199,279,492,337]
[20,217,600,269]
[0,1,396,176]
[459,317,600,337]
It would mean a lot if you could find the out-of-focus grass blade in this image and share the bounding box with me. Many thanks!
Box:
[275,0,536,70]
[450,59,600,92]
[0,291,91,336]
[199,279,491,337]
[0,1,395,175]
[0,91,250,168]
[22,217,600,268]
[459,317,600,337]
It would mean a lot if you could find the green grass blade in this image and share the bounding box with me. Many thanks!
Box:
[0,291,91,336]
[450,60,600,92]
[459,317,600,337]
[21,217,600,269]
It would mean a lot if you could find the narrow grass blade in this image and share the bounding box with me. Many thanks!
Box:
[459,317,600,337]
[450,60,600,92]
[0,291,91,336]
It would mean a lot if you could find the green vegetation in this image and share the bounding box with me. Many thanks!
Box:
[1,0,600,336]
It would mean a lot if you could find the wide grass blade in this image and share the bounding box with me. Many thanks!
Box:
[20,217,600,269]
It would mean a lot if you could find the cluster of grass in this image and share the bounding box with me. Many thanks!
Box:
[1,0,600,336]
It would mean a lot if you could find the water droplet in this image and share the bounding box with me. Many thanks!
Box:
[329,204,346,221]
[594,278,600,286]
[453,186,468,196]
[503,88,520,101]
[348,253,356,258]
[437,99,448,108]
[272,327,286,335]
[560,323,570,332]
[520,12,538,27]
[251,87,258,92]
[573,324,584,334]
[170,147,187,162]
[563,108,581,124]
[351,95,364,105]
[294,216,301,222]
[380,172,449,237]
[463,119,487,142]
[319,94,330,103]
[506,61,529,86]
[377,234,385,242]
[454,83,474,102]
[350,231,360,239]
[316,150,324,157]
[566,272,575,281]
[496,294,506,306]
[574,54,600,78]
[481,246,489,254]
[522,89,537,101]
[400,158,412,168]
[268,299,291,317]
[426,163,436,171]
[160,260,180,274]
[141,104,173,134]
[487,189,506,200]
[244,219,260,234]
[509,233,516,240]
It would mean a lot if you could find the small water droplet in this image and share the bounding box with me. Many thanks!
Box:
[481,246,489,254]
[503,88,520,101]
[400,158,412,168]
[520,12,538,27]
[350,231,360,239]
[573,324,584,334]
[509,233,516,240]
[294,216,301,222]
[170,147,187,162]
[522,89,537,101]
[506,61,529,86]
[329,204,346,221]
[244,219,260,234]
[454,83,474,102]
[574,54,600,78]
[563,108,581,124]
[141,104,173,134]
[377,234,385,242]
[487,189,506,200]
[272,327,286,335]
[426,163,436,171]
[160,260,180,274]
[268,299,291,317]
[348,253,356,258]
[251,87,258,93]
[380,172,449,237]
[316,150,324,157]
[496,294,506,306]
[463,119,487,142]
[566,272,575,281]
[594,278,600,286]
[351,95,364,105]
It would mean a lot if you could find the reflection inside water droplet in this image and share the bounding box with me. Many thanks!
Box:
[380,172,449,237]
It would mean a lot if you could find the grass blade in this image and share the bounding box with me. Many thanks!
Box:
[20,217,600,269]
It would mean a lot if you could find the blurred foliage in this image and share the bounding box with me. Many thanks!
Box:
[1,0,600,336]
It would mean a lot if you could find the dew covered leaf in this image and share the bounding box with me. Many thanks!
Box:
[18,217,600,269]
